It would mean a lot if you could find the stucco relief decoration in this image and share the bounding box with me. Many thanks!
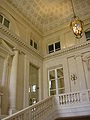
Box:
[70,73,77,84]
[83,54,90,71]
[7,0,90,33]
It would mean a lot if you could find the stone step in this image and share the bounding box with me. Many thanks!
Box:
[55,115,90,120]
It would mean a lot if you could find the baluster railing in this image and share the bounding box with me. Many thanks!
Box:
[58,91,81,105]
[2,96,54,120]
[58,90,90,106]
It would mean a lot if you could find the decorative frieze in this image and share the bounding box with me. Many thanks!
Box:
[44,41,90,60]
[0,23,90,61]
[0,24,43,60]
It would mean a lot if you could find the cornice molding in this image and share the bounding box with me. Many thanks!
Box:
[2,0,90,37]
[0,24,43,60]
[0,23,90,62]
[44,41,90,61]
[43,14,90,37]
[0,0,43,36]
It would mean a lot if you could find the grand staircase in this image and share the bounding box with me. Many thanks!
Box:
[1,90,90,120]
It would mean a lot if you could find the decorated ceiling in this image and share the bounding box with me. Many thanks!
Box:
[7,0,90,33]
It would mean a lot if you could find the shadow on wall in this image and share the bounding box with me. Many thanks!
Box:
[1,86,10,115]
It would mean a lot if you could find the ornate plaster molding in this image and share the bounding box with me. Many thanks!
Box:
[44,41,90,60]
[0,24,43,60]
[6,0,90,35]
[0,23,90,61]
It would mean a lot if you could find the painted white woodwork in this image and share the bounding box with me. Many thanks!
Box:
[48,67,65,96]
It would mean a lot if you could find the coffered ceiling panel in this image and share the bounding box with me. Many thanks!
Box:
[7,0,90,33]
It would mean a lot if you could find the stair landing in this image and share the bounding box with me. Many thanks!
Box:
[55,115,90,120]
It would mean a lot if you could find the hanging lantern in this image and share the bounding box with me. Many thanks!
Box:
[70,16,84,38]
[70,0,84,38]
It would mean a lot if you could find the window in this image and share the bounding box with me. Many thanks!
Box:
[34,42,37,49]
[4,18,10,28]
[48,67,65,96]
[85,31,90,41]
[30,39,38,50]
[55,41,61,51]
[0,15,3,23]
[0,14,10,28]
[48,41,61,54]
[48,44,54,53]
[30,39,33,46]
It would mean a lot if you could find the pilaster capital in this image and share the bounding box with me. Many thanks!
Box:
[74,54,83,59]
[12,47,19,51]
[12,48,25,55]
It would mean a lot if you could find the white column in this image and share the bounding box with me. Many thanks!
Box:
[76,55,87,91]
[9,50,19,114]
[2,55,9,86]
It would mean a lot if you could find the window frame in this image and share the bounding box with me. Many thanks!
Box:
[48,66,65,96]
[34,41,38,50]
[30,39,33,46]
[0,14,3,24]
[0,14,10,29]
[48,44,54,54]
[30,38,38,50]
[55,41,61,51]
[48,41,61,54]
[85,31,90,41]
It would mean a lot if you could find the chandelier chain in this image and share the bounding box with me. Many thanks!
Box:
[71,0,75,17]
